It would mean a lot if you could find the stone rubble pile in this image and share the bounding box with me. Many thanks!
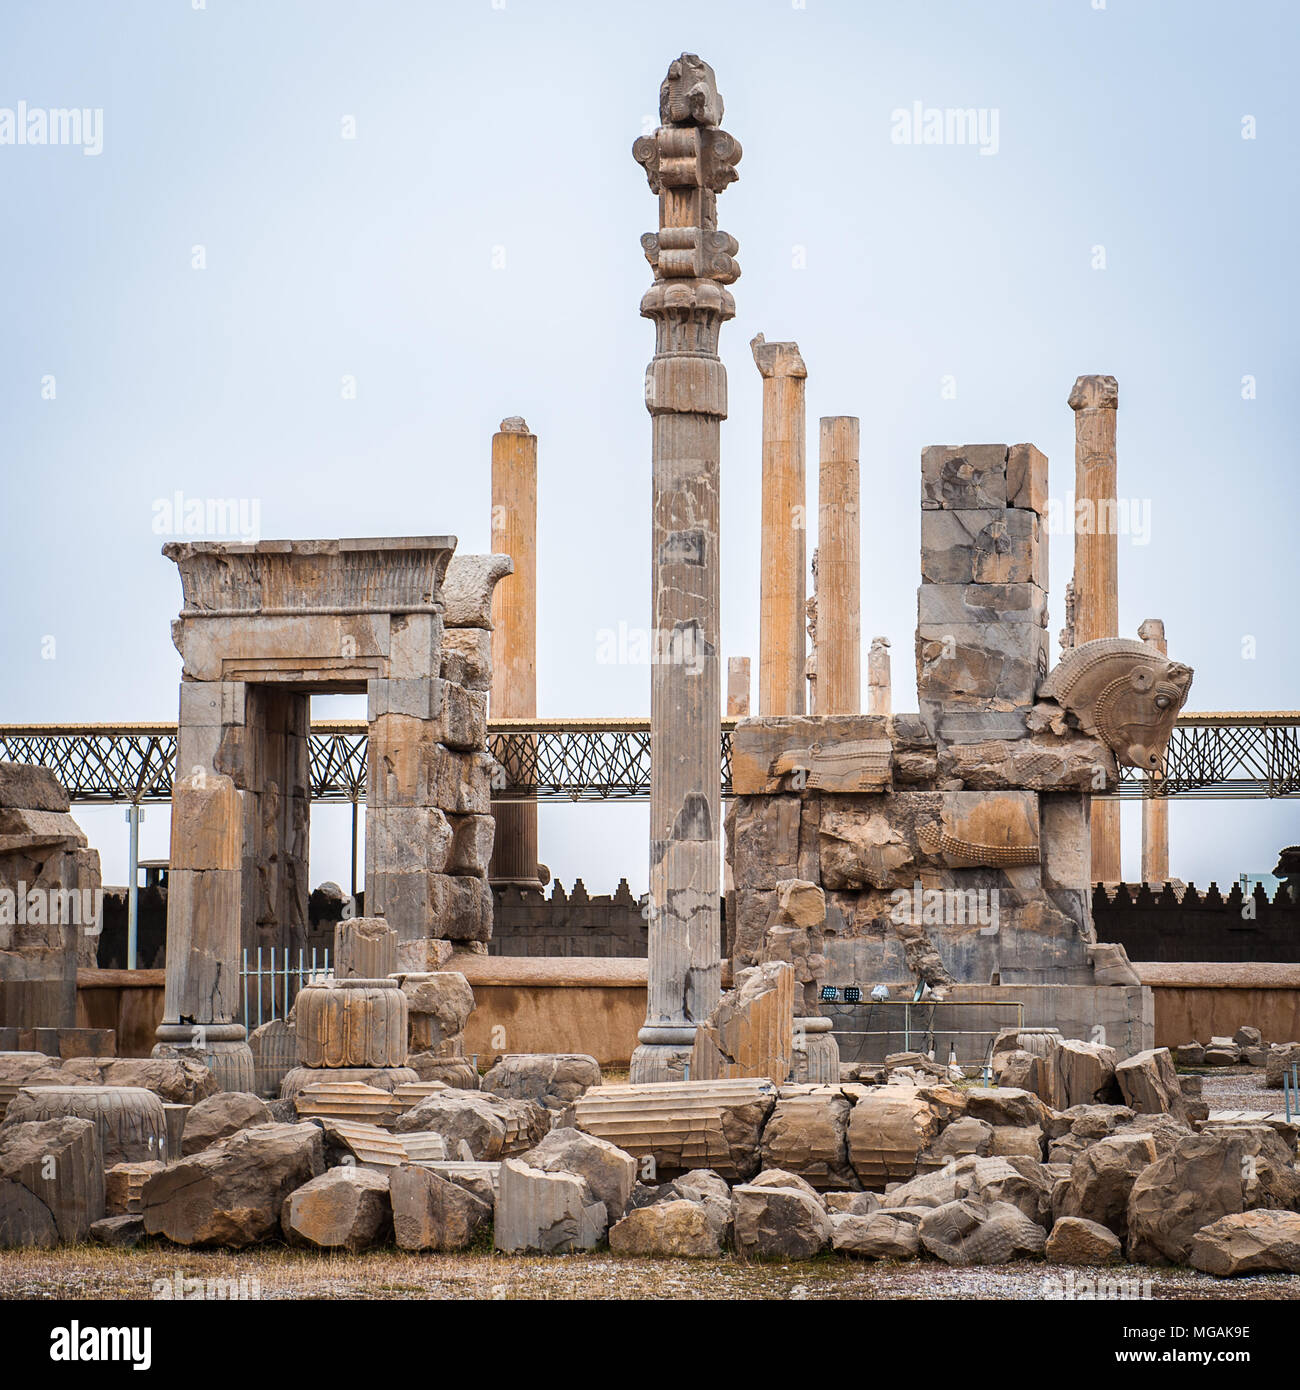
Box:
[2,1037,1299,1275]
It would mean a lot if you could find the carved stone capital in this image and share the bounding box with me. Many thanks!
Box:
[750,334,807,379]
[1068,374,1119,412]
[659,52,724,127]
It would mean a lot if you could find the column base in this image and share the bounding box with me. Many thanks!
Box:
[154,1024,254,1093]
[630,1039,696,1084]
[792,1017,841,1084]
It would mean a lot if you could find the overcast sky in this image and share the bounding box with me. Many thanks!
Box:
[2,0,1296,893]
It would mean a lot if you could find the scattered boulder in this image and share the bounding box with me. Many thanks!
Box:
[923,1116,993,1168]
[281,1166,391,1252]
[825,1190,880,1216]
[663,1168,732,1245]
[481,1054,601,1112]
[759,1090,855,1189]
[1189,1210,1300,1277]
[1059,1133,1157,1240]
[1113,1112,1194,1157]
[1115,1048,1188,1122]
[919,1197,1045,1265]
[401,972,475,1051]
[746,1167,824,1204]
[990,1125,1043,1160]
[394,1091,546,1159]
[494,1156,605,1254]
[99,1057,219,1106]
[831,1209,920,1259]
[962,1086,1050,1132]
[1265,1043,1300,1089]
[1234,1026,1263,1049]
[609,1200,721,1258]
[1203,1041,1240,1068]
[1126,1126,1300,1265]
[105,1161,164,1216]
[847,1088,941,1186]
[389,1163,491,1251]
[732,1182,830,1260]
[0,1115,104,1245]
[1054,1039,1121,1109]
[1045,1215,1121,1266]
[141,1122,324,1248]
[1175,1042,1205,1067]
[885,1154,1052,1227]
[181,1092,272,1155]
[520,1127,636,1223]
[89,1214,146,1248]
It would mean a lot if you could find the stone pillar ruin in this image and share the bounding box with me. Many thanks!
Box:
[629,53,741,1082]
[154,769,253,1089]
[727,657,751,717]
[751,334,807,717]
[160,537,504,1085]
[488,417,543,891]
[1138,617,1170,885]
[817,417,861,716]
[1069,375,1122,883]
[868,636,892,716]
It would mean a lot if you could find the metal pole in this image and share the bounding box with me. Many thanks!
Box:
[124,804,143,970]
[350,799,359,903]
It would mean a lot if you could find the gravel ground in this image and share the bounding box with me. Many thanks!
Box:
[1199,1069,1288,1115]
[1,1246,1297,1300]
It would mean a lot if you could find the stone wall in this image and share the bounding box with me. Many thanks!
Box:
[1094,881,1300,963]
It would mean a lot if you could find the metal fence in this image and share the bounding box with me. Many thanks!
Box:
[822,996,1025,1075]
[240,946,332,1029]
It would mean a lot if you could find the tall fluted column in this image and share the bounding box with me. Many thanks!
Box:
[817,417,861,716]
[752,335,807,715]
[1138,617,1170,885]
[867,636,891,715]
[630,54,741,1082]
[489,417,542,889]
[1069,375,1121,882]
[727,656,751,716]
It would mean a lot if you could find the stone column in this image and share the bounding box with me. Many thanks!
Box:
[751,335,807,716]
[1138,618,1170,885]
[1069,375,1121,882]
[817,417,860,716]
[727,657,751,716]
[867,636,891,715]
[630,53,741,1083]
[154,769,254,1091]
[488,417,542,890]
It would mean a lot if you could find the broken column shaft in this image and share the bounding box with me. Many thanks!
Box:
[489,418,542,889]
[1138,617,1170,885]
[752,335,807,716]
[1069,375,1121,882]
[817,416,861,715]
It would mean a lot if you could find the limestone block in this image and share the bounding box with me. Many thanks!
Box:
[429,874,494,941]
[281,1165,392,1251]
[1045,1215,1121,1266]
[292,1081,402,1127]
[279,1065,417,1100]
[440,626,493,691]
[921,444,1008,510]
[919,1196,1045,1265]
[1006,443,1048,515]
[1055,1039,1121,1109]
[730,715,892,795]
[1189,1210,1300,1277]
[921,508,1041,586]
[333,917,398,980]
[141,1122,324,1248]
[918,582,1047,629]
[442,554,514,630]
[105,1161,165,1215]
[169,771,240,872]
[1060,1133,1157,1240]
[390,1162,491,1250]
[916,621,1049,712]
[394,1090,544,1159]
[691,961,794,1083]
[0,762,72,812]
[0,1115,104,1244]
[1115,1048,1187,1122]
[181,1091,272,1154]
[732,1182,830,1259]
[401,972,475,1052]
[494,1156,605,1253]
[609,1199,722,1257]
[520,1126,637,1222]
[729,796,802,889]
[387,611,446,682]
[818,793,941,891]
[830,1209,920,1259]
[571,1079,777,1183]
[480,1054,600,1111]
[89,1214,146,1248]
[759,1088,855,1188]
[847,1088,942,1186]
[447,815,496,876]
[367,680,485,751]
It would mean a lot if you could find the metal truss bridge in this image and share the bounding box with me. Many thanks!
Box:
[0,713,1295,806]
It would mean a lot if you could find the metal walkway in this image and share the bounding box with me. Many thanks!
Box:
[0,713,1295,805]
